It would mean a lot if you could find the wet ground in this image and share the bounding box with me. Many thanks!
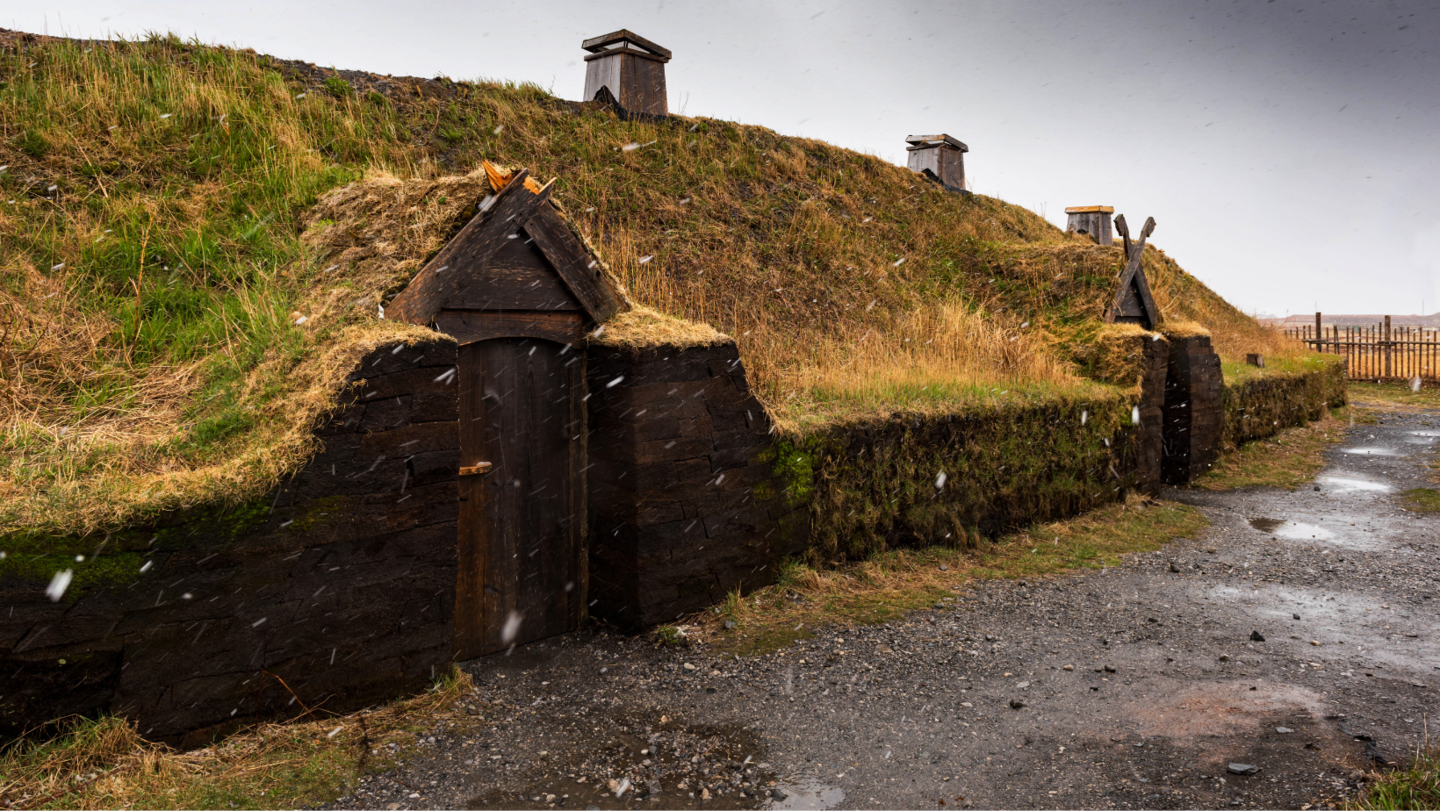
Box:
[332,409,1438,810]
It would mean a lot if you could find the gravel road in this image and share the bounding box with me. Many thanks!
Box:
[331,408,1438,810]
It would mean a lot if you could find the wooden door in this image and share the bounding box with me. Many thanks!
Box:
[455,337,587,659]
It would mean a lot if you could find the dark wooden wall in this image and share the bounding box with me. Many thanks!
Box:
[0,338,461,743]
[1066,212,1113,246]
[1134,334,1171,495]
[907,146,965,192]
[583,52,667,117]
[585,341,806,628]
[1161,335,1225,484]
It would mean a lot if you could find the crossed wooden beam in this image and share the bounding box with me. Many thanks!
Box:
[1103,214,1163,329]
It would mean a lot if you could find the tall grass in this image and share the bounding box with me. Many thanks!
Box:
[1,31,1311,535]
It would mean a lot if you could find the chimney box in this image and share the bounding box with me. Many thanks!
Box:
[905,133,968,192]
[582,29,671,118]
[1065,206,1114,246]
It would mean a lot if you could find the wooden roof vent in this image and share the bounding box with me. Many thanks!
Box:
[905,133,968,193]
[385,162,629,345]
[582,30,671,118]
[1103,214,1162,330]
[1065,205,1114,246]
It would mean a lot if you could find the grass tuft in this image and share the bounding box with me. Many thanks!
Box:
[695,494,1207,655]
[1347,746,1440,810]
[0,669,475,810]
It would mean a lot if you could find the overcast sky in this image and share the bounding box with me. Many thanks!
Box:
[10,0,1438,317]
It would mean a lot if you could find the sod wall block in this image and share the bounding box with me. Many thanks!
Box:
[0,338,461,742]
[585,341,807,629]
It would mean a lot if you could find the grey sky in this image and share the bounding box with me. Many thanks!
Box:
[10,0,1438,317]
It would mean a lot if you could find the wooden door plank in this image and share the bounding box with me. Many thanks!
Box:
[454,341,490,661]
[442,237,584,312]
[385,171,553,326]
[522,206,629,323]
[434,310,587,345]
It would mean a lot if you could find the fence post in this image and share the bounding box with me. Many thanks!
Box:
[1384,315,1392,379]
[1315,312,1322,351]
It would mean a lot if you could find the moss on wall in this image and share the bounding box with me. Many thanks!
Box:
[786,391,1139,563]
[1221,357,1347,449]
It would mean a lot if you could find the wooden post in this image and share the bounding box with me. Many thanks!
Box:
[1384,315,1392,379]
[1315,312,1321,349]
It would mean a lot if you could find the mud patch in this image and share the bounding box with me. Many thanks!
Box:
[1123,680,1328,752]
[466,712,775,810]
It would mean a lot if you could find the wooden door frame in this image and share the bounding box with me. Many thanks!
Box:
[453,330,589,660]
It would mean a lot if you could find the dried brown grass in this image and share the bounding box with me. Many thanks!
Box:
[0,671,475,810]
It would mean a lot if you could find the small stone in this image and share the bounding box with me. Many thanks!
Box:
[1168,561,1181,573]
[701,788,711,800]
[1350,770,1366,781]
[1103,664,1116,673]
[1276,727,1294,734]
[961,702,973,708]
[1251,631,1266,642]
[1016,681,1030,689]
[1205,547,1217,554]
[1228,763,1260,776]
[1218,654,1230,662]
[939,563,948,571]
[1314,485,1321,491]
[771,788,788,800]
[1063,664,1074,671]
[546,794,557,803]
[1310,640,1321,646]
[1009,698,1026,709]
[1293,613,1301,620]
[684,662,697,671]
[723,620,736,630]
[878,644,894,654]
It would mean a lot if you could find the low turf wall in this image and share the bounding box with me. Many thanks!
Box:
[0,339,461,743]
[1221,358,1348,448]
[782,392,1149,564]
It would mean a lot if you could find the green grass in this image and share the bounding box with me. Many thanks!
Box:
[700,495,1208,655]
[1349,382,1440,411]
[0,31,1314,537]
[1401,488,1440,514]
[1199,408,1351,490]
[1347,748,1440,810]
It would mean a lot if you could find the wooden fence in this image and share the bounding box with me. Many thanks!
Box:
[1284,314,1440,382]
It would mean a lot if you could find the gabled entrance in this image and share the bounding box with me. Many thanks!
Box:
[386,163,627,658]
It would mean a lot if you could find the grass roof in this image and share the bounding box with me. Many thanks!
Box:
[0,31,1308,536]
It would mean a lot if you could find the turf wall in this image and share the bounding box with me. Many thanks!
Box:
[1221,358,1348,449]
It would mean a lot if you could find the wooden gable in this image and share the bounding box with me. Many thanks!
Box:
[1103,214,1163,330]
[385,164,628,345]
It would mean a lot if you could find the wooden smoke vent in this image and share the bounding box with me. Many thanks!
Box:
[1103,214,1162,330]
[582,29,671,118]
[1065,205,1114,246]
[905,133,968,193]
[384,161,629,344]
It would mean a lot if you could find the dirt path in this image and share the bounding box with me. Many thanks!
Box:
[332,410,1439,810]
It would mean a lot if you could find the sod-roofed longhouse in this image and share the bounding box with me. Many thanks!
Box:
[0,164,801,739]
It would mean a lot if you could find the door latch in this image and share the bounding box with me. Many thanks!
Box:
[459,462,493,477]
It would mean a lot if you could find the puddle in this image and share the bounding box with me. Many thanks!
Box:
[769,777,845,810]
[1205,585,1440,671]
[1247,516,1385,550]
[1248,518,1334,540]
[1410,430,1440,438]
[1316,475,1394,494]
[1340,446,1401,456]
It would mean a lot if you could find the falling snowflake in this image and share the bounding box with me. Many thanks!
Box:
[493,124,504,135]
[639,255,654,264]
[46,570,73,602]
[501,611,524,644]
[606,376,625,388]
[935,471,947,489]
[1132,405,1141,425]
